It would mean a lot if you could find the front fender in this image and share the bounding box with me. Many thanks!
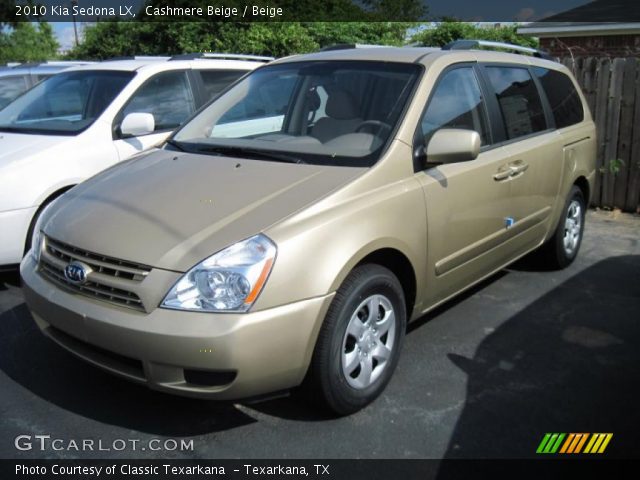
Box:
[258,175,428,313]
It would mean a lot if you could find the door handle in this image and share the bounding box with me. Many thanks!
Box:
[509,162,529,175]
[494,161,529,181]
[493,168,512,181]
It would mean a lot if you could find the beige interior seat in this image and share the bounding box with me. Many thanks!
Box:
[311,88,363,143]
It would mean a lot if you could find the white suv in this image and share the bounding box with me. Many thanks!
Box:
[0,54,270,267]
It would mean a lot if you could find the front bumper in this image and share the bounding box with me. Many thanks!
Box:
[20,255,334,400]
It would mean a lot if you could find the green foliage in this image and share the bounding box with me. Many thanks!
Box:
[304,22,411,47]
[66,21,413,59]
[69,21,200,59]
[214,23,319,57]
[0,22,59,63]
[600,159,625,175]
[64,0,424,59]
[411,22,538,49]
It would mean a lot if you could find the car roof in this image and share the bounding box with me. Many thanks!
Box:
[273,47,440,65]
[0,61,94,76]
[64,57,269,73]
[271,45,564,71]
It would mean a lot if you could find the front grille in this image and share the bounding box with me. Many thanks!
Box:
[39,236,150,312]
[45,236,150,281]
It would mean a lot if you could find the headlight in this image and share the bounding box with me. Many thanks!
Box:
[161,234,277,312]
[30,226,44,263]
[30,198,62,263]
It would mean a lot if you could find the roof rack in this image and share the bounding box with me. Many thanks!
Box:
[169,53,273,62]
[320,43,394,51]
[37,60,96,66]
[442,40,554,61]
[14,61,95,68]
[103,56,170,62]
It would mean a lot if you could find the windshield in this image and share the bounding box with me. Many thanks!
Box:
[0,70,134,135]
[172,61,421,166]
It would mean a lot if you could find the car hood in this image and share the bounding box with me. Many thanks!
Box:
[44,149,365,271]
[0,131,68,169]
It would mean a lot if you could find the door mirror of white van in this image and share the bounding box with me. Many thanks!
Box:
[120,112,155,137]
[425,129,481,166]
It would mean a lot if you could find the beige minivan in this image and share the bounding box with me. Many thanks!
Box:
[21,41,596,414]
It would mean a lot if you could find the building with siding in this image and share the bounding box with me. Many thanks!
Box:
[517,1,640,58]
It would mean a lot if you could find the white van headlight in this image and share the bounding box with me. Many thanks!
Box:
[30,226,44,263]
[161,234,277,312]
[30,198,62,263]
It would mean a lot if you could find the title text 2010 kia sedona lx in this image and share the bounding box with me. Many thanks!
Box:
[21,42,596,414]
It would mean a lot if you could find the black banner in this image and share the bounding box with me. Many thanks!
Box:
[3,0,640,23]
[3,459,640,480]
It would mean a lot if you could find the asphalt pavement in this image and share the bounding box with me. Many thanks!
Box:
[1,210,638,459]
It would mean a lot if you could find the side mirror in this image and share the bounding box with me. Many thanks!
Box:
[120,112,155,137]
[424,128,481,166]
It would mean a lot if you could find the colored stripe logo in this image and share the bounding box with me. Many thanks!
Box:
[536,433,613,454]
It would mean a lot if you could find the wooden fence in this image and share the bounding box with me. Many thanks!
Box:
[558,56,640,212]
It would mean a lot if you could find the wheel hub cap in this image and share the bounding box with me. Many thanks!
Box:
[563,200,582,256]
[341,294,396,390]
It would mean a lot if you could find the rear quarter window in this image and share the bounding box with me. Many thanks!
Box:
[0,75,28,109]
[533,67,584,129]
[198,70,245,100]
[32,74,52,85]
[485,66,547,140]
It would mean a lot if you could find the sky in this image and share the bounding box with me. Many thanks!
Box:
[51,0,590,51]
[53,23,80,51]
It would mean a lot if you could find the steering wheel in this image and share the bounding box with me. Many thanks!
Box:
[355,120,392,136]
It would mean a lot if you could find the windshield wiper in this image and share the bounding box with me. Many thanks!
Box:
[165,139,186,152]
[0,125,58,135]
[196,145,305,164]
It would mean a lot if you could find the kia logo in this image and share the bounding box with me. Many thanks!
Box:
[63,261,91,284]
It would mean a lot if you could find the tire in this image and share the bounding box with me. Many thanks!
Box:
[307,264,406,415]
[540,185,586,269]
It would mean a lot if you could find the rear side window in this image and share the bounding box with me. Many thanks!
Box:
[533,67,584,128]
[485,66,547,140]
[32,74,52,84]
[198,70,245,100]
[419,67,490,145]
[0,75,28,109]
[123,71,196,132]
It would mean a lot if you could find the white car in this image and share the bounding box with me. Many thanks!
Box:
[0,54,271,267]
